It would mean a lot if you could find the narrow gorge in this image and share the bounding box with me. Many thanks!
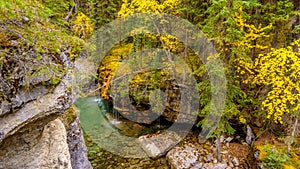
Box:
[1,0,299,169]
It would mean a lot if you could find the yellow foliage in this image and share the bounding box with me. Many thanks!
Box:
[253,39,300,124]
[99,44,133,99]
[159,34,182,52]
[257,145,268,161]
[283,164,295,169]
[72,12,94,39]
[232,7,272,50]
[118,0,181,17]
[231,7,273,80]
[239,115,246,124]
[118,0,184,54]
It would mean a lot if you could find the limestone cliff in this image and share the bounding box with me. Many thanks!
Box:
[0,1,92,166]
[0,48,92,168]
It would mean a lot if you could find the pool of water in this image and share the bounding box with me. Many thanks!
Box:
[75,96,167,138]
[74,96,170,168]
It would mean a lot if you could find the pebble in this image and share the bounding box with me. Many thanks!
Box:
[211,147,216,153]
[227,155,231,160]
[242,141,249,146]
[257,163,264,169]
[228,161,234,168]
[221,158,227,164]
[203,163,228,169]
[225,136,234,143]
[232,157,240,167]
[22,16,29,22]
[191,162,203,169]
[254,150,260,160]
[206,154,213,162]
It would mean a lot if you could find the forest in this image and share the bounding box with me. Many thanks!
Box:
[0,0,299,168]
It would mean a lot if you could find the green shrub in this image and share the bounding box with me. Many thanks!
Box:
[261,145,290,169]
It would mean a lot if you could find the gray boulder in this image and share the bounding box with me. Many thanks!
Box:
[138,130,180,158]
[0,119,72,169]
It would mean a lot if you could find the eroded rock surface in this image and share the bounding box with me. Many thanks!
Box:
[0,119,72,169]
[0,46,66,116]
[167,143,231,169]
[138,130,181,158]
[0,47,91,168]
[0,74,73,143]
[66,108,92,169]
[166,134,249,169]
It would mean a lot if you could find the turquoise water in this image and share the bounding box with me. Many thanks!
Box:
[74,96,168,139]
[73,96,169,168]
[74,96,115,137]
[74,96,172,157]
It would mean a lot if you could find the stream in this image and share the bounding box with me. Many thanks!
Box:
[73,96,252,169]
[74,96,168,139]
[74,96,170,168]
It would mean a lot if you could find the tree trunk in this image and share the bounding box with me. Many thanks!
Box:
[216,133,221,162]
[288,118,298,155]
[292,0,300,52]
[272,22,279,48]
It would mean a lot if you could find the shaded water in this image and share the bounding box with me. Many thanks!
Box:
[74,96,167,139]
[74,96,113,138]
[73,96,170,168]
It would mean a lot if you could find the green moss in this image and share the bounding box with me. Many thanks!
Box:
[25,64,65,89]
[50,76,62,85]
[0,0,85,60]
[61,105,78,126]
[257,144,300,169]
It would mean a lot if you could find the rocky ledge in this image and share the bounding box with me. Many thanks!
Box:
[0,45,92,168]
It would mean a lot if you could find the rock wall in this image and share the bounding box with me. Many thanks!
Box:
[0,119,72,169]
[66,108,93,169]
[0,49,92,168]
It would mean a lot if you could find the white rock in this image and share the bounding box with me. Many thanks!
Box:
[167,144,200,169]
[232,157,240,167]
